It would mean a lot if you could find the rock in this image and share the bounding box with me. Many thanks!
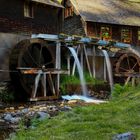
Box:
[112,132,136,140]
[18,106,24,110]
[60,106,72,111]
[9,107,15,110]
[68,100,78,104]
[3,113,21,124]
[14,110,22,117]
[21,108,29,114]
[36,111,50,120]
[4,114,13,122]
[39,106,47,111]
[0,103,3,107]
[10,117,21,124]
[47,105,58,112]
[0,118,5,123]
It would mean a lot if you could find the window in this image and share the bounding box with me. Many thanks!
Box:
[138,30,140,41]
[24,1,33,18]
[121,28,131,43]
[100,26,112,40]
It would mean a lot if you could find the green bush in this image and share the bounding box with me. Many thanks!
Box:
[60,71,105,94]
[0,88,14,103]
[111,84,133,98]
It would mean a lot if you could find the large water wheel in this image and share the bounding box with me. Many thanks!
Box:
[9,39,58,100]
[114,50,140,85]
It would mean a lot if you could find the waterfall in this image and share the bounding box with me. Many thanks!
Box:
[68,47,88,96]
[102,50,114,92]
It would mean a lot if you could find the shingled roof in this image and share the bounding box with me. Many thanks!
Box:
[32,0,63,8]
[70,0,140,26]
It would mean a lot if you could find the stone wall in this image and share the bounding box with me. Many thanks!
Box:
[63,14,86,36]
[0,33,29,81]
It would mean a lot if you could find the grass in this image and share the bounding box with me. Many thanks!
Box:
[11,84,140,140]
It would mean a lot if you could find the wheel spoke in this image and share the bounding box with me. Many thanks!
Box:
[126,55,131,70]
[27,48,39,66]
[39,45,43,66]
[132,61,138,70]
[44,60,53,67]
[119,66,128,72]
[23,57,30,66]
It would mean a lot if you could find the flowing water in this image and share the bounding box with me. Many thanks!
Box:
[102,50,114,91]
[68,47,88,96]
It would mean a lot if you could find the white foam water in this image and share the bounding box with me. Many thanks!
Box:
[102,50,114,92]
[62,95,106,104]
[68,47,88,96]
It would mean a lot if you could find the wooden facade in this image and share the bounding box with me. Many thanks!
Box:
[62,0,140,47]
[87,22,139,47]
[0,0,63,34]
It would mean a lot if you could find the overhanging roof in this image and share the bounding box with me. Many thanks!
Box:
[70,0,140,26]
[32,0,64,8]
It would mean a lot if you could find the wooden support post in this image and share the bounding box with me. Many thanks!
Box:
[67,56,71,75]
[32,70,42,98]
[125,76,131,86]
[41,73,47,97]
[56,41,61,95]
[83,44,92,77]
[92,46,96,78]
[48,73,56,95]
[104,58,107,81]
[132,77,135,87]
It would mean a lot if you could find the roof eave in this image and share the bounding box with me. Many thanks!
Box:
[31,0,64,8]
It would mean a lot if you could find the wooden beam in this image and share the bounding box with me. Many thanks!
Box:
[83,44,92,77]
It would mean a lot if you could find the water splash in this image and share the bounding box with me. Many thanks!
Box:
[62,95,106,104]
[68,47,88,96]
[102,50,114,91]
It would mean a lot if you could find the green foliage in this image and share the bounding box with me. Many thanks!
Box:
[0,88,14,103]
[60,75,80,94]
[60,72,105,94]
[84,72,104,85]
[111,84,134,98]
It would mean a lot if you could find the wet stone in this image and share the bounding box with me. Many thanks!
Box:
[4,114,13,122]
[36,111,50,120]
[10,117,21,124]
[21,108,29,114]
[60,106,72,111]
[18,106,24,110]
[0,119,5,123]
[0,103,3,107]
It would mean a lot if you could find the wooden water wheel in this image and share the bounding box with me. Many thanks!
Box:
[9,39,59,100]
[114,51,140,85]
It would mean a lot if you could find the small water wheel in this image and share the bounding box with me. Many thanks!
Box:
[9,39,59,100]
[114,50,140,85]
